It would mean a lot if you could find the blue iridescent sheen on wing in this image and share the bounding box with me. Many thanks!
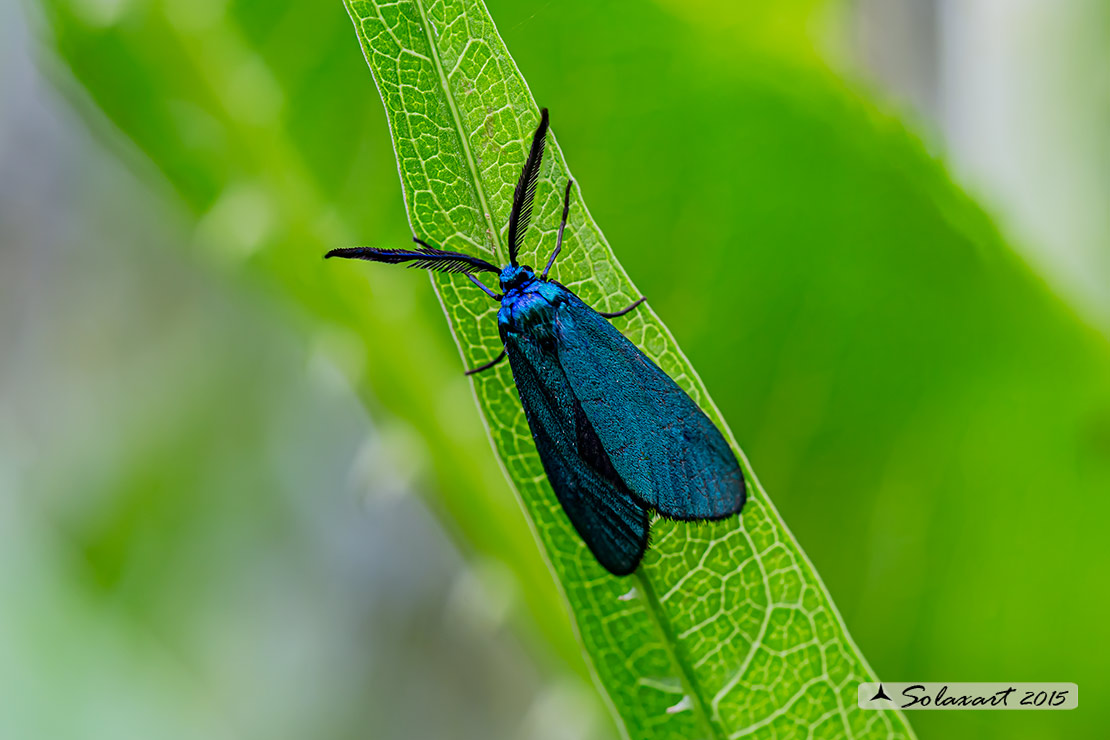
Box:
[555,294,746,521]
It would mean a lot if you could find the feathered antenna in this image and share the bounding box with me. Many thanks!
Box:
[507,108,549,267]
[326,238,500,275]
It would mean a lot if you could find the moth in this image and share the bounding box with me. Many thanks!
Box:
[327,109,746,575]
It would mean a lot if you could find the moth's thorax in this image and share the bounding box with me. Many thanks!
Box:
[497,271,566,338]
[498,264,535,292]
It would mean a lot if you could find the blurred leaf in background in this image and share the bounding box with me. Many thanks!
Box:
[4,0,1109,739]
[2,2,596,739]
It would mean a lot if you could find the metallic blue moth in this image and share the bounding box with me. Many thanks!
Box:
[327,109,746,575]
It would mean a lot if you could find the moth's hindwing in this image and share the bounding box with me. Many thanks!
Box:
[503,319,649,576]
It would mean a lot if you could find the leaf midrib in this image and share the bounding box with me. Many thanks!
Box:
[636,570,724,740]
[412,0,505,263]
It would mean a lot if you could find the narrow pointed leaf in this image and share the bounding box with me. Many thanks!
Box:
[344,1,916,737]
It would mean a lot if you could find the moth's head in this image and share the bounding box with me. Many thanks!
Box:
[500,264,535,292]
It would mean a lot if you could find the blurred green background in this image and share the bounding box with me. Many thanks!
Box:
[2,1,1108,739]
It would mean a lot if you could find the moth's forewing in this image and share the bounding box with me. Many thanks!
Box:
[554,294,747,521]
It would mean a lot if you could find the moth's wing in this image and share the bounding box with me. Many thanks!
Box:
[554,295,746,521]
[504,329,649,576]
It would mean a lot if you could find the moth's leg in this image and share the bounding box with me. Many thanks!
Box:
[466,273,502,301]
[599,297,646,319]
[465,348,507,376]
[542,180,574,279]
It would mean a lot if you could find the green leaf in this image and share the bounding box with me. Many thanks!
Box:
[344,1,914,736]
